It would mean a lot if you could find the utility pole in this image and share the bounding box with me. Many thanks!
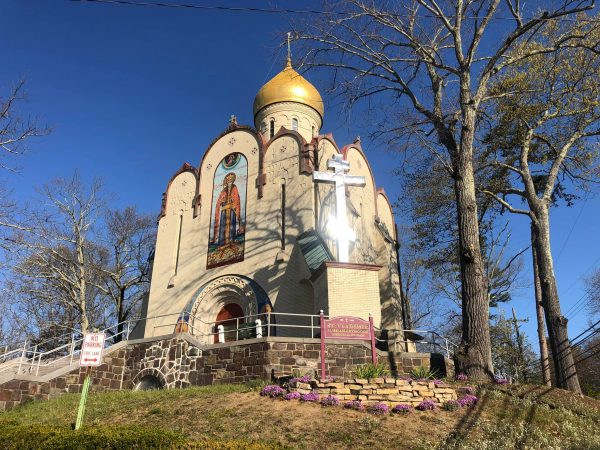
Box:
[510,307,528,383]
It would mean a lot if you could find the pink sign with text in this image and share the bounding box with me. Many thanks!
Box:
[323,316,371,340]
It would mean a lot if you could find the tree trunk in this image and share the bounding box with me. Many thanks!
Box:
[452,107,494,381]
[531,225,552,387]
[532,205,581,392]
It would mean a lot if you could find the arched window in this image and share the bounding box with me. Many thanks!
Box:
[311,125,315,137]
[291,117,298,131]
[269,119,275,138]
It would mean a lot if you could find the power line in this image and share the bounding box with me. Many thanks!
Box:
[556,194,588,262]
[565,286,593,318]
[572,326,600,349]
[68,0,600,23]
[574,341,600,365]
[570,318,600,345]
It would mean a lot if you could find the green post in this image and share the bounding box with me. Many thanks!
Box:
[75,368,92,430]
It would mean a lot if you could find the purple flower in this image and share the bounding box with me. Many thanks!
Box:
[495,377,510,385]
[457,394,478,407]
[289,374,313,384]
[416,400,436,411]
[463,386,476,395]
[343,400,365,411]
[368,402,389,415]
[260,385,286,398]
[300,392,320,402]
[392,404,412,414]
[283,392,301,401]
[320,395,339,407]
[433,379,444,386]
[455,373,468,381]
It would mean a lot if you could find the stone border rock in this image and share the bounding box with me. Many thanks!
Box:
[289,378,458,406]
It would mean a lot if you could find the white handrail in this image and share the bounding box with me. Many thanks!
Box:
[0,313,457,379]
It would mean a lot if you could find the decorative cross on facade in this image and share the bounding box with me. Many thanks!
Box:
[313,154,366,263]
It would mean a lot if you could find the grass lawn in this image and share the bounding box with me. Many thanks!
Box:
[1,382,599,449]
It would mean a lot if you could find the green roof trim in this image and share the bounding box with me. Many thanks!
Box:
[297,228,334,274]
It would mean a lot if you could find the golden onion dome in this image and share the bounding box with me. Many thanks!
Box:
[253,58,324,120]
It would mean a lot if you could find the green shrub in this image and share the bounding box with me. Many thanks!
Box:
[0,421,286,450]
[244,378,270,391]
[0,421,185,450]
[353,362,389,379]
[410,367,440,380]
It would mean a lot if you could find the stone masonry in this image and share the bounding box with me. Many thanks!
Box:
[0,334,453,411]
[289,378,458,407]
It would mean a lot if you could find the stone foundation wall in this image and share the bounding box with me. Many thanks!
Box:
[0,335,454,411]
[0,347,129,411]
[290,378,458,406]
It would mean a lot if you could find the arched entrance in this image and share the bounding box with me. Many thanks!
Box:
[175,275,273,343]
[214,303,244,343]
[135,375,163,391]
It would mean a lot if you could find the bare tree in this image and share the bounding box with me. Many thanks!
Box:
[297,0,594,380]
[11,173,105,335]
[586,269,600,317]
[0,80,50,233]
[479,19,600,392]
[94,207,155,341]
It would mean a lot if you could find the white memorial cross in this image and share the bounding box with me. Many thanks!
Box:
[313,154,366,263]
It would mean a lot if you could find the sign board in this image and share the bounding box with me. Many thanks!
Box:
[323,316,371,340]
[79,333,106,367]
[319,313,377,378]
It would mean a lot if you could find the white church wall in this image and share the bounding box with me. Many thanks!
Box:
[146,169,198,336]
[260,133,315,336]
[255,102,320,143]
[315,138,340,258]
[377,192,395,238]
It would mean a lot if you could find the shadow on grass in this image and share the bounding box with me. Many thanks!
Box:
[436,386,539,450]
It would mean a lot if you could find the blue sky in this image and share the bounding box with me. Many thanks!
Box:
[2,0,599,348]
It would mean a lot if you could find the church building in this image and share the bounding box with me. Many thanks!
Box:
[142,56,408,344]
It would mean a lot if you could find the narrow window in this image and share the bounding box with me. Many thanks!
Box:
[269,119,275,138]
[292,117,298,131]
[281,183,286,250]
[311,125,315,137]
[174,213,183,275]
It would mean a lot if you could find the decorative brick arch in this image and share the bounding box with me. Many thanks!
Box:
[132,368,167,390]
[175,275,272,338]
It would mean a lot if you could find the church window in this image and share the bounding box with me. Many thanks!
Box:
[312,125,315,137]
[291,117,298,131]
[269,119,275,138]
[207,152,248,269]
[281,182,286,250]
[174,213,183,276]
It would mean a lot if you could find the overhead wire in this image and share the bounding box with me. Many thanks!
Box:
[68,0,600,22]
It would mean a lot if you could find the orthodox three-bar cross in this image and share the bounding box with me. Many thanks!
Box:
[313,154,366,263]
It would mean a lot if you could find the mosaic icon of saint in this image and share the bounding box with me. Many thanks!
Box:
[212,172,243,245]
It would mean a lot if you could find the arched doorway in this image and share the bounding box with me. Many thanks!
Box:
[214,303,244,343]
[135,375,163,391]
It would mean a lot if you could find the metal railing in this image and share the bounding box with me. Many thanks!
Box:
[0,312,457,380]
[377,328,458,359]
[152,310,326,345]
[0,319,140,378]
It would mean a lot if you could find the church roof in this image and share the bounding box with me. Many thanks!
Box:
[253,58,324,119]
[297,228,333,273]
